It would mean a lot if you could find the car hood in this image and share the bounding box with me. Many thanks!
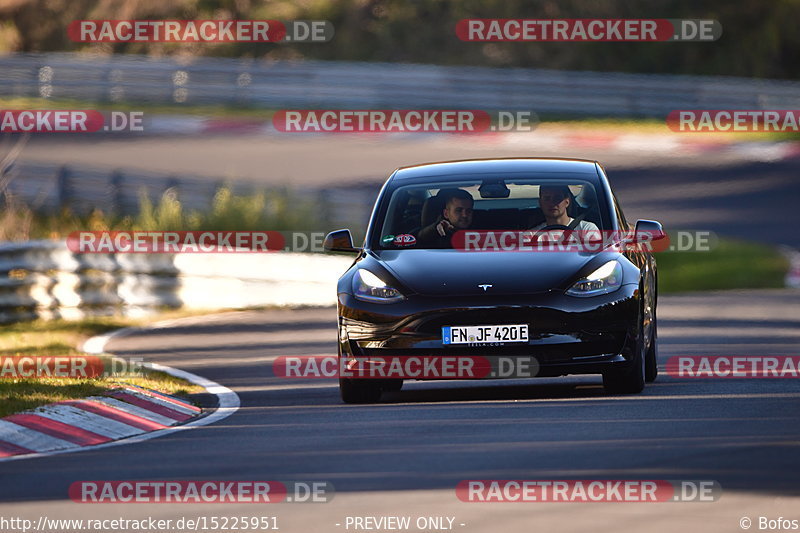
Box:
[373,249,612,296]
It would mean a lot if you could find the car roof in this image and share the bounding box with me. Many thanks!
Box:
[392,158,601,182]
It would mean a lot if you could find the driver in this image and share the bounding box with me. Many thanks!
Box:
[530,185,599,233]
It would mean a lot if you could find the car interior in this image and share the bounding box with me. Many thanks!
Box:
[383,181,604,246]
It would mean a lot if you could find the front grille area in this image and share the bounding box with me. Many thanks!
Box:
[356,331,627,362]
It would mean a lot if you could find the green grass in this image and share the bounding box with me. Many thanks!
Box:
[0,379,109,418]
[0,373,202,418]
[656,238,789,293]
[0,316,205,418]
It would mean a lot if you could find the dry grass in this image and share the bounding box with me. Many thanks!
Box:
[0,186,318,242]
[0,316,205,417]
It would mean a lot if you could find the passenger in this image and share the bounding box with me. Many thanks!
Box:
[418,189,474,248]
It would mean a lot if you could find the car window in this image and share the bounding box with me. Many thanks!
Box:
[375,177,606,249]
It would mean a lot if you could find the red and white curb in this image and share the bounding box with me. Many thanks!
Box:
[0,385,200,458]
[0,323,240,462]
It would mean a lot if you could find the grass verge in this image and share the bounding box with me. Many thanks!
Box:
[657,237,789,293]
[0,315,205,418]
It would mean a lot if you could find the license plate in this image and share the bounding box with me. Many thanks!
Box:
[442,324,529,345]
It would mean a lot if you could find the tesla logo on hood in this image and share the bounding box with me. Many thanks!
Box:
[478,284,493,291]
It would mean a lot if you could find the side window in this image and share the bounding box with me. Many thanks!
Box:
[396,191,421,233]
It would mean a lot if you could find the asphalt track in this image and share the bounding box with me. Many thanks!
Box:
[0,290,799,533]
[15,131,746,186]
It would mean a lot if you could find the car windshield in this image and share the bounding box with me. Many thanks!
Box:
[375,177,607,250]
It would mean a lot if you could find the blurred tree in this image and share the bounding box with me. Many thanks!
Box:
[0,0,796,79]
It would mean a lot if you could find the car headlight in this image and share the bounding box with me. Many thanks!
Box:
[566,260,623,297]
[352,269,405,303]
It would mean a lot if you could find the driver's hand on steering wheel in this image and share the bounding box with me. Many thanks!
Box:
[531,225,572,243]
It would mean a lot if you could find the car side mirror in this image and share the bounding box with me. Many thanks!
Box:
[624,220,668,252]
[323,229,361,253]
[632,220,666,242]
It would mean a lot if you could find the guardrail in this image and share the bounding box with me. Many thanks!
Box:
[0,240,353,323]
[2,53,800,117]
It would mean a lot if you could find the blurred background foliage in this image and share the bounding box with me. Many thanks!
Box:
[0,0,797,78]
[0,186,320,241]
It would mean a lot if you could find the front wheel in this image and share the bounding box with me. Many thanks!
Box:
[603,321,646,394]
[339,378,382,404]
[381,379,404,392]
[645,309,658,383]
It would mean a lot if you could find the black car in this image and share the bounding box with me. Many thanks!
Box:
[324,158,663,403]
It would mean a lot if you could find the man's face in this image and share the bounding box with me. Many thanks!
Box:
[443,197,473,229]
[539,188,570,219]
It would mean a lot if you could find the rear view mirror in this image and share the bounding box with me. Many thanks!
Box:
[478,181,510,198]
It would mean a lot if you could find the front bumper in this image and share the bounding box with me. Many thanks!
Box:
[338,284,641,379]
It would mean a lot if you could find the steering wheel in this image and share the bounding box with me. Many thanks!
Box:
[535,224,571,232]
[531,224,574,245]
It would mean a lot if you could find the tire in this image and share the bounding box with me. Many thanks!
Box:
[339,377,382,404]
[381,379,404,392]
[645,309,658,383]
[603,319,646,394]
